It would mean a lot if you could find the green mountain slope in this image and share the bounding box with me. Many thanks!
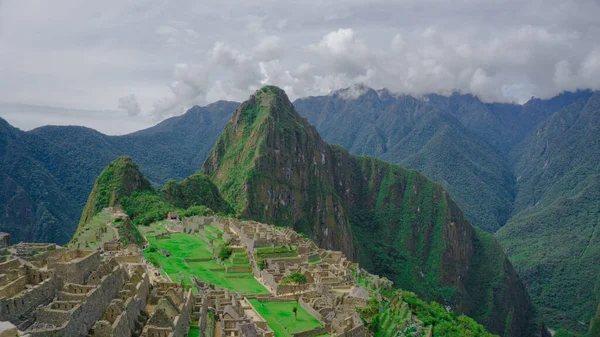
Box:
[0,101,237,243]
[0,118,80,243]
[77,156,152,229]
[202,86,547,337]
[74,156,230,239]
[294,88,516,232]
[496,93,600,333]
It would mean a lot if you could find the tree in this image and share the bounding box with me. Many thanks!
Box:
[281,272,308,300]
[293,306,298,320]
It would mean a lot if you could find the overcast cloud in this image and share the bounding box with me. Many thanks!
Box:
[0,0,599,133]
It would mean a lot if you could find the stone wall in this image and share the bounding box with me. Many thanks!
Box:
[299,297,323,322]
[27,265,127,337]
[0,272,60,322]
[48,250,100,285]
[0,259,20,274]
[98,271,151,337]
[292,325,329,337]
[172,288,193,337]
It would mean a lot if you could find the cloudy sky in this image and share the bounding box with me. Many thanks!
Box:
[1,0,599,134]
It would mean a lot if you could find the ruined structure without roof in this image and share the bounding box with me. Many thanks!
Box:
[0,214,431,337]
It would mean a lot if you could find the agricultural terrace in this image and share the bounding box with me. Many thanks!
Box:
[141,221,269,295]
[248,299,323,337]
[69,209,114,250]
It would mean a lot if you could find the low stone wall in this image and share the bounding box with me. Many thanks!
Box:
[224,274,253,279]
[0,259,20,274]
[183,257,212,262]
[338,324,367,337]
[292,326,329,337]
[299,297,323,322]
[225,265,252,273]
[258,252,298,259]
[0,275,27,298]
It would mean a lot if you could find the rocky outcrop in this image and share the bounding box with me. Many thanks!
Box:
[201,86,547,337]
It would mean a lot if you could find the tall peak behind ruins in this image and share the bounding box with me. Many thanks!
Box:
[201,85,548,337]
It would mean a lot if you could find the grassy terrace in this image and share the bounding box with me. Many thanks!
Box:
[248,299,322,337]
[142,222,268,295]
[70,210,114,249]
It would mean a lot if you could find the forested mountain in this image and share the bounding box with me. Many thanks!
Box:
[496,93,600,333]
[294,86,599,334]
[202,86,547,337]
[294,86,591,232]
[0,101,238,244]
[1,86,598,334]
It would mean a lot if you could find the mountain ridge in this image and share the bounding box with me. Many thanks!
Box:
[201,85,547,337]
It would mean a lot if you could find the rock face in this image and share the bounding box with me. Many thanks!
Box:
[202,86,547,337]
[78,156,152,229]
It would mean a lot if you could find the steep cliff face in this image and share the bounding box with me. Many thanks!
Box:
[77,156,152,229]
[202,86,546,337]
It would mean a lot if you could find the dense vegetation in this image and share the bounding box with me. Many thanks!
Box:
[294,87,591,233]
[496,93,600,333]
[0,101,238,244]
[161,172,232,214]
[77,156,231,231]
[201,86,545,337]
[77,156,152,230]
[295,87,600,334]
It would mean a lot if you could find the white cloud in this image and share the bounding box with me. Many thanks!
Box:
[1,0,600,133]
[117,94,141,116]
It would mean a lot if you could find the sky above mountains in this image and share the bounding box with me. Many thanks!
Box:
[1,0,599,133]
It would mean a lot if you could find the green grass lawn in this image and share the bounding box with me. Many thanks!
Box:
[144,227,269,295]
[248,299,322,337]
[188,326,200,337]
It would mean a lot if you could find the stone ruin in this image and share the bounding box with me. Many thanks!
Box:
[0,215,423,337]
[0,244,193,337]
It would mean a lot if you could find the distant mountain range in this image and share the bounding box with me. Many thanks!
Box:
[0,101,237,243]
[1,86,598,334]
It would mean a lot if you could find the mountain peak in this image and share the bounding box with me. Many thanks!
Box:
[331,83,376,99]
[202,87,546,337]
[77,156,152,229]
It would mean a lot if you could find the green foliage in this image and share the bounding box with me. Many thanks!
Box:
[78,156,153,230]
[400,291,498,337]
[281,272,307,285]
[178,205,214,219]
[357,297,380,332]
[496,94,600,333]
[217,243,233,260]
[121,191,176,226]
[0,101,238,244]
[161,173,232,214]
